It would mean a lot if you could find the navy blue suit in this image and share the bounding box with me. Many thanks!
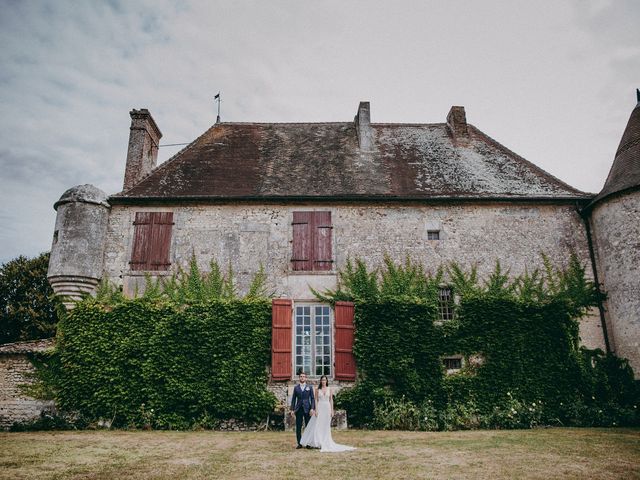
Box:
[291,384,316,446]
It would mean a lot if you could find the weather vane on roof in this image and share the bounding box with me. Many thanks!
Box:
[215,92,221,123]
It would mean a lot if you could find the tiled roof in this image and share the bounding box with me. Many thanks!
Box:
[592,100,640,205]
[112,118,590,202]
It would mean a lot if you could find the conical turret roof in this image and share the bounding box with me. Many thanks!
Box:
[593,91,640,205]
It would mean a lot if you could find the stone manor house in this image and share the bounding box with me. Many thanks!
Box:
[1,95,639,428]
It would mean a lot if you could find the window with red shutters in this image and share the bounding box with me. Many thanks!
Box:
[334,301,356,381]
[291,211,333,271]
[271,299,293,381]
[129,212,174,271]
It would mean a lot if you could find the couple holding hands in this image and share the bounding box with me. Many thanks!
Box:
[290,371,355,453]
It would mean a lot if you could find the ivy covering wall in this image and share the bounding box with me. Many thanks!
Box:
[35,258,277,429]
[324,255,639,429]
[28,254,639,431]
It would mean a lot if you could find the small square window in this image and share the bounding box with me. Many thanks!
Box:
[443,357,462,371]
[427,230,440,241]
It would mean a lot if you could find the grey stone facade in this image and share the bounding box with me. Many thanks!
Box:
[590,190,640,371]
[99,201,606,351]
[42,97,640,389]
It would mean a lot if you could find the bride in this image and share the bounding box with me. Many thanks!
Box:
[300,375,356,452]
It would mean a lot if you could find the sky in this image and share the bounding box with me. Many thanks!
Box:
[0,0,638,264]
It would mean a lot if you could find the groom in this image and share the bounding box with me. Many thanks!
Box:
[290,370,315,449]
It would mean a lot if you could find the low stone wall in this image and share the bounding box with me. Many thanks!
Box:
[0,339,55,430]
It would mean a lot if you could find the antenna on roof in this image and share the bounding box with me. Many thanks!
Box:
[636,88,640,104]
[214,92,221,123]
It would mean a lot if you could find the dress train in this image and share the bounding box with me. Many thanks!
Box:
[300,389,355,453]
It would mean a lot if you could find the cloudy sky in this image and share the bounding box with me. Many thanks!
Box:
[0,0,638,264]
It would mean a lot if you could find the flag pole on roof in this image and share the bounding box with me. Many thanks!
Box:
[214,92,221,123]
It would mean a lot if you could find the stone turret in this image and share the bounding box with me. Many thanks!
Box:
[588,91,640,377]
[48,184,110,308]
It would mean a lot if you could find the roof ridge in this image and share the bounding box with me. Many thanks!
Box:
[216,121,448,127]
[217,121,352,126]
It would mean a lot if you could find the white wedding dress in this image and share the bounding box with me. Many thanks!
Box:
[300,388,356,452]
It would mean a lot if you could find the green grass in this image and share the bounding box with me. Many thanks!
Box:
[0,428,638,479]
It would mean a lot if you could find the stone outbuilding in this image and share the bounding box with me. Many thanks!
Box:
[0,339,55,429]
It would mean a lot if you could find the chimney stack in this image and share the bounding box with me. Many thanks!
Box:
[354,101,374,151]
[123,109,162,191]
[446,106,468,140]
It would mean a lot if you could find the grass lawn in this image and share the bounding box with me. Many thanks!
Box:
[0,428,638,480]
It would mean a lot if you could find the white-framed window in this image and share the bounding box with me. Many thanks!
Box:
[438,287,455,321]
[294,304,333,377]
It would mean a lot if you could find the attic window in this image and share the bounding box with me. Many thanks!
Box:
[427,230,440,241]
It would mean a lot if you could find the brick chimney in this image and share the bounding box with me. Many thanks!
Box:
[354,101,374,151]
[123,109,162,191]
[446,106,468,140]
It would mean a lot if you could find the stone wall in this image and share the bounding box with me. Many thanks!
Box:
[0,341,55,430]
[590,190,640,377]
[103,201,592,291]
[101,200,604,350]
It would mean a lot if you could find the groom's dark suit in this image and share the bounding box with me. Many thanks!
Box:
[291,383,316,447]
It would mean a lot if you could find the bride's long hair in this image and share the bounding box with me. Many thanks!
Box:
[318,375,329,390]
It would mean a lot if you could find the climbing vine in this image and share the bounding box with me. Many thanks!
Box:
[35,258,276,429]
[323,254,638,429]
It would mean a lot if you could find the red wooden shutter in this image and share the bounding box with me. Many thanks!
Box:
[149,212,173,271]
[130,212,153,270]
[271,299,293,381]
[334,301,356,381]
[292,212,312,271]
[314,211,333,271]
[130,212,174,271]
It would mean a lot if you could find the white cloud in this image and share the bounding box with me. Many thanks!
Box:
[0,0,637,263]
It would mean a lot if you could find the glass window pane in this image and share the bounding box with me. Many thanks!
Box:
[324,345,330,355]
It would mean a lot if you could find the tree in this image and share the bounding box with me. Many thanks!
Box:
[0,252,61,344]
